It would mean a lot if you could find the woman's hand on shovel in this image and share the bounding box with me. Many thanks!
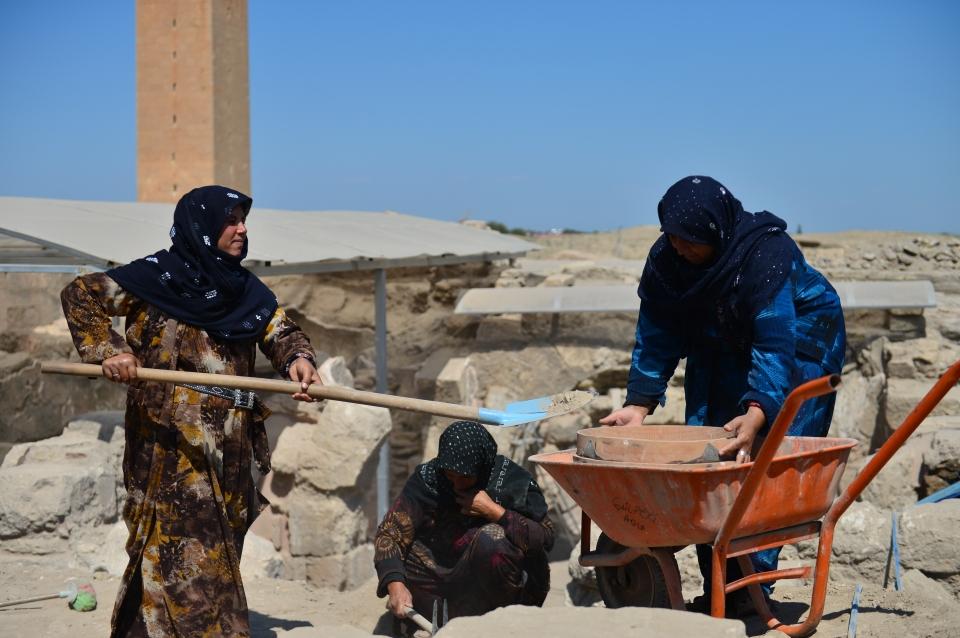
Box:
[288,358,323,402]
[386,581,414,618]
[102,353,140,384]
[599,405,650,427]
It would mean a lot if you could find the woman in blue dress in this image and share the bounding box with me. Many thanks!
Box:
[600,175,846,614]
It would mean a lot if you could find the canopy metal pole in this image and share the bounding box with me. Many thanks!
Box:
[375,268,390,521]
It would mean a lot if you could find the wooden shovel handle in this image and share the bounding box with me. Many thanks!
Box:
[403,607,434,633]
[41,361,479,421]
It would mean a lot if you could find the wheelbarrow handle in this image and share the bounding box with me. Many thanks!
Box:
[826,358,960,525]
[714,373,842,550]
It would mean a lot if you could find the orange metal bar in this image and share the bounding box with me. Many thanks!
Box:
[759,520,839,636]
[727,521,821,558]
[826,359,960,526]
[724,566,811,594]
[770,359,960,637]
[711,374,841,619]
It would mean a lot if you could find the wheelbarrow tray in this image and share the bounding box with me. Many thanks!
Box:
[531,435,856,548]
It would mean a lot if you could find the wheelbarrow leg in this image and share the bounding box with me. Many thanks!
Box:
[709,549,727,619]
[761,519,838,637]
[734,556,777,626]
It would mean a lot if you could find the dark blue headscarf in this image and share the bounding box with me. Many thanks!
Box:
[107,185,278,342]
[638,176,798,344]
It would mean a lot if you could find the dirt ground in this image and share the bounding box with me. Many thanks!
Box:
[2,555,956,637]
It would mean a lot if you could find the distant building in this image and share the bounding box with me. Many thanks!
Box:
[136,0,250,202]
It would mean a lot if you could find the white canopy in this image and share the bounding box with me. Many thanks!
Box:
[0,196,538,274]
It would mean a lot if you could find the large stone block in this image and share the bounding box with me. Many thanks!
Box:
[0,463,116,539]
[858,442,925,509]
[285,489,369,557]
[0,352,125,451]
[71,520,129,576]
[921,428,960,495]
[798,500,891,584]
[900,501,960,583]
[885,338,947,379]
[318,355,354,388]
[901,568,957,606]
[434,357,478,406]
[828,369,883,458]
[887,309,926,341]
[0,428,123,543]
[475,313,525,342]
[303,542,375,590]
[239,530,285,580]
[882,378,960,440]
[923,428,960,468]
[271,400,391,492]
[470,346,581,407]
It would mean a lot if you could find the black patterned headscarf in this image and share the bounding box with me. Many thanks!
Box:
[416,421,547,521]
[638,176,798,343]
[436,420,498,478]
[106,185,278,341]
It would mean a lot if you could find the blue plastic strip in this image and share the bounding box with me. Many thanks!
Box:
[847,583,863,638]
[916,480,960,505]
[891,511,902,592]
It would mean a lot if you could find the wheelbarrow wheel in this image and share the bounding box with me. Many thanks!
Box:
[594,533,671,609]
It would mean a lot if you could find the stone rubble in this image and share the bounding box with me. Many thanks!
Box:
[0,229,958,635]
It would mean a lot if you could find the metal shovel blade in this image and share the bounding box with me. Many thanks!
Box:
[477,389,596,427]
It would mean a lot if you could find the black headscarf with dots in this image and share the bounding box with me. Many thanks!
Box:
[106,185,278,341]
[638,176,797,344]
[415,421,548,521]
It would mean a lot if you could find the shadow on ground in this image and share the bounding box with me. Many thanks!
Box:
[250,609,313,637]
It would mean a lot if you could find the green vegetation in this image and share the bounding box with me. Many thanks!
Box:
[487,221,593,236]
[487,221,531,236]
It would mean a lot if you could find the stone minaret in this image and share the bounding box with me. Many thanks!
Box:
[136,0,250,202]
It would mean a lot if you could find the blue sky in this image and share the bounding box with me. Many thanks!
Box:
[1,1,958,233]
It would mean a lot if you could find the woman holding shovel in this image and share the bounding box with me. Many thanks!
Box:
[600,175,846,615]
[61,185,320,637]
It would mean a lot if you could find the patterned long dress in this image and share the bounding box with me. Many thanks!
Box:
[374,461,555,620]
[61,273,315,637]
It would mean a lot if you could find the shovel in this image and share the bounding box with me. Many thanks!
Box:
[41,362,594,427]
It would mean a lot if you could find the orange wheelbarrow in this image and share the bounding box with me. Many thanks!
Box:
[531,360,960,636]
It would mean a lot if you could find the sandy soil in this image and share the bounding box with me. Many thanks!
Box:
[528,226,959,261]
[2,555,956,637]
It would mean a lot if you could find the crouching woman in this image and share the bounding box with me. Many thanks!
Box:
[374,421,554,624]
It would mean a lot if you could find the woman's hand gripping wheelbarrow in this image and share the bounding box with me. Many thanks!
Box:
[717,402,766,464]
